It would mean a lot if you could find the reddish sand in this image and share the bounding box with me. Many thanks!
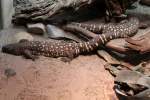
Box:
[0,53,117,100]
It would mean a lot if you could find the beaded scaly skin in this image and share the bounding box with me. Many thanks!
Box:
[71,17,139,34]
[2,17,139,59]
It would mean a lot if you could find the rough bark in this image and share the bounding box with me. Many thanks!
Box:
[12,0,97,24]
[12,0,138,24]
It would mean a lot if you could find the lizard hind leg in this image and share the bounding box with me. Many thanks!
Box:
[59,51,75,63]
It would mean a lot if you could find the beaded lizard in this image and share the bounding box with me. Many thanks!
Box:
[2,17,139,60]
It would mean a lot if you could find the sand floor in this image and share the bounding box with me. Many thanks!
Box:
[0,52,117,100]
[0,16,149,100]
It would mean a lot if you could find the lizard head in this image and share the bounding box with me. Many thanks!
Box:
[2,39,29,55]
[2,43,23,55]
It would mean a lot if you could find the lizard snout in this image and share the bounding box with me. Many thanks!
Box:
[2,44,18,55]
[2,44,13,53]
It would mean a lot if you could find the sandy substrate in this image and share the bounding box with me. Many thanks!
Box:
[0,53,117,100]
[0,13,150,100]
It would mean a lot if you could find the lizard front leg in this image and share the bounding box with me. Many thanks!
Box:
[23,50,39,61]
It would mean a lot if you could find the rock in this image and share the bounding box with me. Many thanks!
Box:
[0,28,33,49]
[13,32,34,42]
[27,23,46,35]
[5,68,16,78]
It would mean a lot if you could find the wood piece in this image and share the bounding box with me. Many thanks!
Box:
[97,50,120,65]
[13,0,97,24]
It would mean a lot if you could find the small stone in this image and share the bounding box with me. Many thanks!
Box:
[27,23,46,35]
[4,68,16,78]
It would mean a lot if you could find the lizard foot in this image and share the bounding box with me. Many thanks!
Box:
[59,57,72,63]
